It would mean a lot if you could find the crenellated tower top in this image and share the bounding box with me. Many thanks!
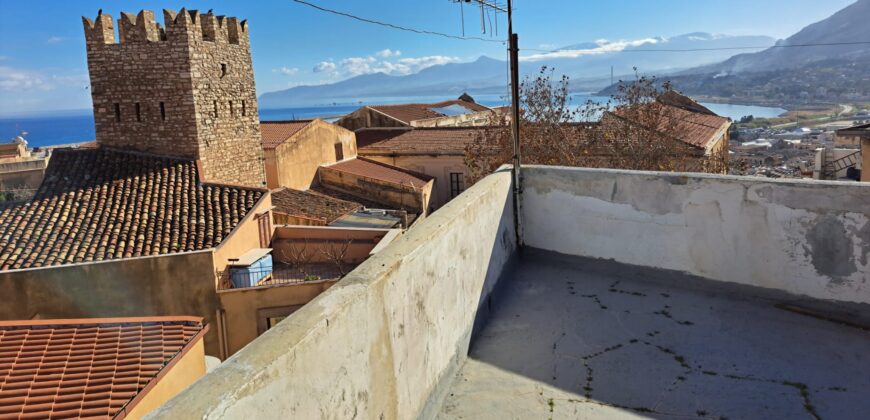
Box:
[82,8,249,47]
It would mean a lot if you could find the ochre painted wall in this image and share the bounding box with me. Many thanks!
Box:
[335,107,407,131]
[361,154,467,209]
[266,120,357,190]
[124,337,207,419]
[217,281,337,355]
[317,165,432,214]
[0,251,223,356]
[212,193,273,274]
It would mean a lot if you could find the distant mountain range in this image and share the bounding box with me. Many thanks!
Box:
[261,0,870,109]
[627,0,870,106]
[258,32,775,108]
[683,0,870,75]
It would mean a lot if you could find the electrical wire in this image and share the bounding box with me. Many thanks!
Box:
[522,41,870,54]
[291,0,504,44]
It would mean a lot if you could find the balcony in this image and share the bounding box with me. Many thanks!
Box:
[150,166,869,419]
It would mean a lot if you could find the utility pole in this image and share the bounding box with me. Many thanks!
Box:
[451,0,522,247]
[507,0,523,248]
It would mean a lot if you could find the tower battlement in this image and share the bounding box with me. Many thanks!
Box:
[82,8,249,47]
[81,7,264,188]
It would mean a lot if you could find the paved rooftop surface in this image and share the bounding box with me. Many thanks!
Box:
[439,251,870,420]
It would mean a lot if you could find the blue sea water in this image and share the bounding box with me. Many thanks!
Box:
[0,98,786,149]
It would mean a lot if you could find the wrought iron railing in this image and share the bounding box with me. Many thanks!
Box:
[217,263,357,290]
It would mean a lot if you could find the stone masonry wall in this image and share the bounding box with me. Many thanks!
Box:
[83,9,265,187]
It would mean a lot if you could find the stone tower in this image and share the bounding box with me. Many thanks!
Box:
[82,9,265,187]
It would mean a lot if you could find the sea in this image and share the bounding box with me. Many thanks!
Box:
[0,96,786,149]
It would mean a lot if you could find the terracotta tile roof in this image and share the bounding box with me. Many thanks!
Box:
[0,148,266,270]
[323,157,433,188]
[271,188,361,224]
[656,91,719,116]
[0,317,206,420]
[610,103,730,149]
[358,127,482,156]
[836,123,870,136]
[308,186,400,211]
[369,100,491,124]
[260,120,313,149]
[355,128,413,148]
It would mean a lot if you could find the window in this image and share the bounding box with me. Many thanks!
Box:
[334,143,344,161]
[113,103,121,122]
[241,100,247,117]
[228,100,234,117]
[213,100,219,118]
[159,102,166,121]
[134,102,141,122]
[450,172,465,198]
[220,63,227,78]
[257,305,305,335]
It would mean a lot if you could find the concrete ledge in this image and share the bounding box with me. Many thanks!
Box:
[148,168,516,419]
[521,165,870,304]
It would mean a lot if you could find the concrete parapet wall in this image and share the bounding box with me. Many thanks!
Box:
[148,169,516,419]
[521,166,870,304]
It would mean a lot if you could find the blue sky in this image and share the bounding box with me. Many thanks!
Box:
[0,0,857,115]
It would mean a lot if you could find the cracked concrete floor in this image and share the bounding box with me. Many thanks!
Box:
[439,251,870,420]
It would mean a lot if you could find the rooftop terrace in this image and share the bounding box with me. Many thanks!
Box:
[150,165,869,419]
[440,250,870,419]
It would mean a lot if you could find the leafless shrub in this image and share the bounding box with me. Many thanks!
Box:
[318,238,354,277]
[465,66,724,183]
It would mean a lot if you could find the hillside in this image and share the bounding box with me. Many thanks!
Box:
[687,0,870,75]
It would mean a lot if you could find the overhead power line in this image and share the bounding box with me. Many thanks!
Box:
[522,41,870,54]
[291,0,504,44]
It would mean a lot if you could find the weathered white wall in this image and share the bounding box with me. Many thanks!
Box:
[522,166,870,304]
[148,168,516,420]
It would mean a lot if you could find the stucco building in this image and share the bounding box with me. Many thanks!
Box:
[0,137,49,202]
[357,127,480,208]
[605,91,732,174]
[261,119,434,218]
[261,119,356,190]
[335,97,497,131]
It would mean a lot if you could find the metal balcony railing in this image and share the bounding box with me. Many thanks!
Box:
[217,263,357,290]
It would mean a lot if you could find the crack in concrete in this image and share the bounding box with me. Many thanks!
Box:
[608,280,648,297]
[556,329,838,420]
[654,304,696,326]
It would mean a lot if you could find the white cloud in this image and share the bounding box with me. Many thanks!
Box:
[339,56,377,76]
[47,36,64,44]
[313,61,337,73]
[0,66,89,93]
[0,66,50,91]
[396,56,458,72]
[521,37,661,62]
[315,52,460,78]
[273,66,299,76]
[375,49,401,58]
[538,43,557,50]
